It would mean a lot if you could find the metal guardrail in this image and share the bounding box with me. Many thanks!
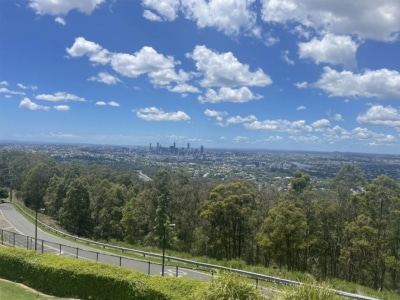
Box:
[13,203,379,300]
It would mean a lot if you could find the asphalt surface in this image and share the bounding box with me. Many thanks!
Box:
[0,202,211,281]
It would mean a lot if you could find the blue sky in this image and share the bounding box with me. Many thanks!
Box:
[1,0,400,154]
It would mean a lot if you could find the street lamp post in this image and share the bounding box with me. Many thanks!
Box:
[162,223,175,276]
[35,208,45,251]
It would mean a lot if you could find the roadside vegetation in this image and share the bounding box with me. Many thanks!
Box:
[0,150,399,299]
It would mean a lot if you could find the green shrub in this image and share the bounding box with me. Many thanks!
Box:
[0,247,206,300]
[193,272,264,300]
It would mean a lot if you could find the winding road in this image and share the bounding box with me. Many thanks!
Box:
[0,202,211,281]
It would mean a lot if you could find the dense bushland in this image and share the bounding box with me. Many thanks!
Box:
[1,150,399,293]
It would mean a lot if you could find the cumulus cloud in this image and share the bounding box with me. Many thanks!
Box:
[135,107,190,122]
[142,0,180,21]
[198,87,262,103]
[17,83,38,90]
[322,125,396,144]
[67,37,189,88]
[180,0,257,36]
[54,105,70,111]
[260,0,400,41]
[0,81,8,85]
[168,83,200,93]
[226,115,258,125]
[356,105,400,128]
[55,17,66,25]
[296,105,306,110]
[29,0,105,16]
[108,101,120,107]
[35,92,86,102]
[0,87,25,95]
[49,132,79,139]
[204,109,228,121]
[19,98,50,111]
[245,119,313,134]
[95,101,120,107]
[294,81,308,89]
[88,72,120,85]
[66,37,110,64]
[281,50,294,65]
[299,34,358,69]
[187,45,272,88]
[332,113,344,121]
[314,67,400,99]
[233,136,249,142]
[312,119,331,131]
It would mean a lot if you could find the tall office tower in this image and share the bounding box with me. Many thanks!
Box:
[200,145,204,155]
[149,143,152,150]
[187,143,190,149]
[173,142,176,149]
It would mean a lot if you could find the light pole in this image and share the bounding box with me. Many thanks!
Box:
[35,208,45,251]
[162,223,175,276]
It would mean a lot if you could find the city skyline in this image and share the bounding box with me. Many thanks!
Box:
[1,1,400,154]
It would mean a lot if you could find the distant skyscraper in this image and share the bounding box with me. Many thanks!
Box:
[200,145,204,155]
[187,143,190,149]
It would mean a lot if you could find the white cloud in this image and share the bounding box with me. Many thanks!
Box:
[322,125,397,144]
[226,115,258,125]
[66,37,110,64]
[142,0,180,21]
[29,0,105,16]
[55,17,66,25]
[88,72,120,85]
[296,105,306,110]
[54,105,70,111]
[136,107,190,122]
[257,136,283,143]
[204,109,228,121]
[289,135,320,143]
[108,101,120,107]
[333,113,344,121]
[17,83,38,90]
[17,83,28,89]
[49,132,79,139]
[168,83,200,93]
[356,105,400,128]
[35,92,86,102]
[188,45,272,88]
[260,0,400,41]
[245,119,313,134]
[294,81,308,89]
[233,136,249,142]
[143,10,163,21]
[95,101,120,107]
[264,32,280,46]
[281,50,294,65]
[314,67,400,99]
[198,87,262,103]
[312,119,331,131]
[298,34,358,69]
[111,46,176,78]
[0,87,25,95]
[0,81,8,86]
[19,98,50,111]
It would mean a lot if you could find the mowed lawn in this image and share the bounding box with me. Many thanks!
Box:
[0,279,78,300]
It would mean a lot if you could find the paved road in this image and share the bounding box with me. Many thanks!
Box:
[0,202,211,281]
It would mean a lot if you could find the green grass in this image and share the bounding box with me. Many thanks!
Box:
[0,279,76,300]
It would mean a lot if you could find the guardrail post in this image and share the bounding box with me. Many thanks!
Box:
[256,278,258,289]
[96,252,99,262]
[59,244,62,255]
[41,240,44,253]
[76,247,78,259]
[120,256,122,267]
[148,261,150,275]
[1,230,3,245]
[176,266,178,277]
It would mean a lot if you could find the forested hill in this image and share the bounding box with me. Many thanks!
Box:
[0,149,399,294]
